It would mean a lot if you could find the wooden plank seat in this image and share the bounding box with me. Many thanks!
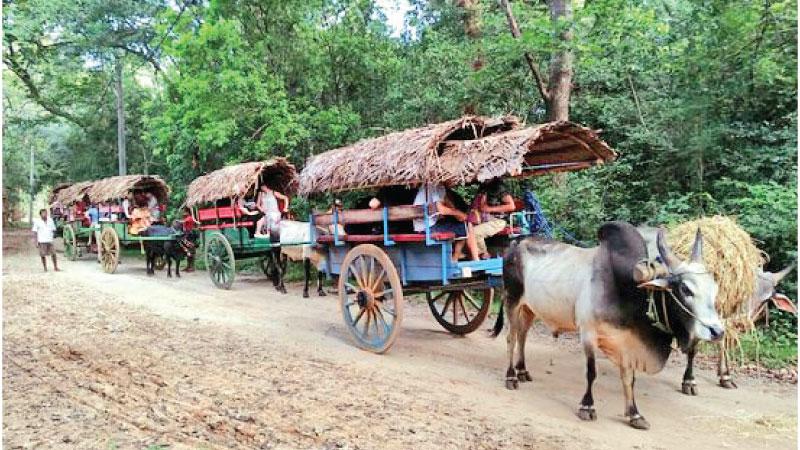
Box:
[198,206,255,229]
[314,205,463,244]
[316,232,456,244]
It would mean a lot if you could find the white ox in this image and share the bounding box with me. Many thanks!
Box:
[272,220,328,298]
[493,221,724,430]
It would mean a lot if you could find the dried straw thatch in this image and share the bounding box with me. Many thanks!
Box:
[185,158,299,207]
[49,182,74,205]
[51,181,94,206]
[87,175,171,203]
[299,115,520,194]
[437,121,616,185]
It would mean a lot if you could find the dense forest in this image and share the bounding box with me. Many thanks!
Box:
[4,0,796,268]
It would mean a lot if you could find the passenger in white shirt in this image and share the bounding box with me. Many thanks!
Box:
[31,208,59,272]
[413,183,480,261]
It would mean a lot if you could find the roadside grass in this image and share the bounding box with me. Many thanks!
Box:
[735,313,798,369]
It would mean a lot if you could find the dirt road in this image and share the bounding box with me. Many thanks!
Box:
[3,230,797,449]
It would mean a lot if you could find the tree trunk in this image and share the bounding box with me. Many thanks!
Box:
[499,0,550,104]
[114,58,127,176]
[28,142,34,224]
[459,0,482,115]
[547,0,573,122]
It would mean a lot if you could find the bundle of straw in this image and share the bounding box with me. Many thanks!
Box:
[668,216,767,355]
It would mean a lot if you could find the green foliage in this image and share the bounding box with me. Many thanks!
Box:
[738,311,798,369]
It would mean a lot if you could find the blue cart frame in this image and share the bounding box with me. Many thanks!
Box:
[312,203,529,353]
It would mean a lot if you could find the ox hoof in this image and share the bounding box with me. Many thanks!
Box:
[517,370,533,382]
[577,406,596,421]
[628,415,650,430]
[505,378,519,390]
[719,378,737,389]
[278,287,288,294]
[681,380,698,396]
[318,290,327,297]
[303,291,310,298]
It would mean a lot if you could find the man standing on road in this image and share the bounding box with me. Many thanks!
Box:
[32,208,59,272]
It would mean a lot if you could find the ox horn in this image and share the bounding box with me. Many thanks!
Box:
[690,227,704,264]
[657,227,682,272]
[772,262,796,285]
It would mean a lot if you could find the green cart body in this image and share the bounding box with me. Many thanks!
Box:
[54,175,173,273]
[185,158,300,289]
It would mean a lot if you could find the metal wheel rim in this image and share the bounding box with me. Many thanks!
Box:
[427,288,493,335]
[338,244,403,354]
[205,233,235,289]
[99,227,119,274]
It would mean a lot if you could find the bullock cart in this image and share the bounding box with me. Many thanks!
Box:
[300,116,616,353]
[184,158,300,290]
[51,180,94,259]
[55,175,177,273]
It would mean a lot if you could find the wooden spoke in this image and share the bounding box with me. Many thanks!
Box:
[373,288,393,300]
[363,309,372,338]
[463,291,481,311]
[353,307,366,327]
[371,266,386,291]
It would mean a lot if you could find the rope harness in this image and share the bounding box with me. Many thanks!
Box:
[644,269,718,334]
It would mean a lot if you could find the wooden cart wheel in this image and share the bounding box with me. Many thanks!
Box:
[154,255,166,271]
[426,288,493,335]
[62,224,77,261]
[205,233,235,289]
[99,227,120,274]
[338,244,403,354]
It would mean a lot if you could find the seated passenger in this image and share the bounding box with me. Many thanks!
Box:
[122,193,133,219]
[471,179,516,259]
[255,185,288,238]
[413,183,479,261]
[146,192,161,223]
[129,206,152,235]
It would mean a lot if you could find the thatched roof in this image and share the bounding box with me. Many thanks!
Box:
[437,121,616,185]
[87,175,171,203]
[48,182,74,204]
[51,181,94,206]
[185,158,299,207]
[299,115,520,194]
[298,117,614,194]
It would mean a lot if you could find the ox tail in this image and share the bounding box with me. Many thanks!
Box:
[491,301,504,338]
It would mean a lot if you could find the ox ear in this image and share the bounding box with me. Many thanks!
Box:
[771,263,795,285]
[690,228,704,264]
[638,277,670,291]
[771,293,798,315]
[656,227,681,271]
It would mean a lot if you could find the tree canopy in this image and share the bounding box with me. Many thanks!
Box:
[4,0,796,270]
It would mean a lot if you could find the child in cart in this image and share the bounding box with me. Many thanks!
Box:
[254,184,289,239]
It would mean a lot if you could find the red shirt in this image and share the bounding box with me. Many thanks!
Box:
[183,214,197,231]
